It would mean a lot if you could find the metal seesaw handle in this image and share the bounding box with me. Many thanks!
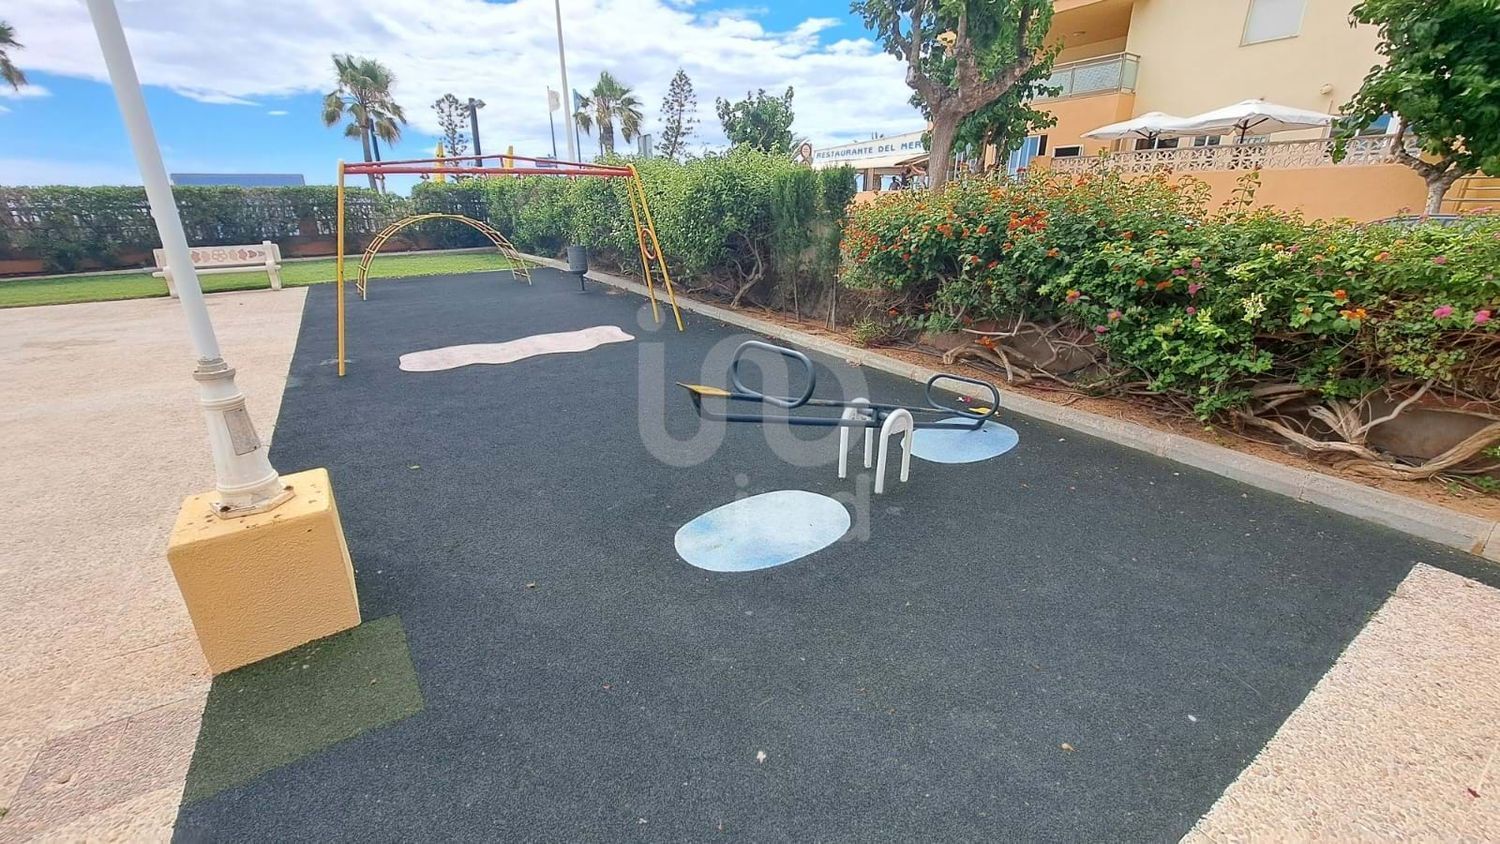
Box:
[730,340,817,409]
[925,373,1001,430]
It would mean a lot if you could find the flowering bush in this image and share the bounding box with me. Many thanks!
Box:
[841,171,1500,479]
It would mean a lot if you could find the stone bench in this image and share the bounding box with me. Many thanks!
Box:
[152,241,283,297]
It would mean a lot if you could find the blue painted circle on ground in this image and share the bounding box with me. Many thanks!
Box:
[675,490,851,572]
[910,418,1020,464]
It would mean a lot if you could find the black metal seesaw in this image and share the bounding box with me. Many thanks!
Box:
[677,340,1002,493]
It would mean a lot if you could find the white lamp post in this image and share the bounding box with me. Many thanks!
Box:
[84,0,291,516]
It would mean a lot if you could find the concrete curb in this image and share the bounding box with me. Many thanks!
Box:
[524,253,1500,563]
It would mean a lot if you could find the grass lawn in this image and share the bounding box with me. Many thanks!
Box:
[0,252,524,309]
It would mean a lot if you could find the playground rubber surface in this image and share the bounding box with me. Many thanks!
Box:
[174,269,1496,841]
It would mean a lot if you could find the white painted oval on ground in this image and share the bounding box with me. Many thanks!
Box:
[399,325,634,372]
[675,490,851,572]
[910,418,1020,464]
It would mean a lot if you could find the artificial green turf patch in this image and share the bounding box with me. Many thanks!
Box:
[181,615,423,805]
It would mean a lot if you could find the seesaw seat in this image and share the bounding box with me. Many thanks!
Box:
[678,341,1002,492]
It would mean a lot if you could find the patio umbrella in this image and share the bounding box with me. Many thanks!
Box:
[1081,111,1192,143]
[1172,98,1333,142]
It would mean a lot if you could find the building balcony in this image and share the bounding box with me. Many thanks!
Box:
[1038,52,1139,101]
[1048,136,1416,174]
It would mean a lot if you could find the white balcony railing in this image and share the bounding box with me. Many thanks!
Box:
[1049,136,1415,174]
[1039,53,1139,101]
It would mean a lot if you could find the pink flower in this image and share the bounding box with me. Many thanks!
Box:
[1065,289,1082,303]
[1432,305,1454,319]
[1188,282,1203,296]
[1107,309,1122,322]
[1288,244,1300,253]
[1186,306,1197,315]
[1432,255,1448,265]
[1476,310,1493,325]
[1190,257,1202,269]
[1093,325,1109,334]
[1172,267,1186,276]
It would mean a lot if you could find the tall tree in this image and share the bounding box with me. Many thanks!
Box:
[852,0,1054,188]
[431,93,470,159]
[572,71,644,156]
[0,21,27,91]
[656,68,698,160]
[715,87,796,153]
[321,54,407,190]
[1333,0,1500,214]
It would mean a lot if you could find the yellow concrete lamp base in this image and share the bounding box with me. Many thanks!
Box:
[168,467,360,674]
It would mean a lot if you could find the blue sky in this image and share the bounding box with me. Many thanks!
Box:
[0,0,921,190]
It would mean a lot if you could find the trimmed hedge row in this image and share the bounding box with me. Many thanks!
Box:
[0,186,405,272]
[3,152,856,310]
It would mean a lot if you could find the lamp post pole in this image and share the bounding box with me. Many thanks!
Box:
[554,0,577,162]
[467,98,485,166]
[84,0,291,516]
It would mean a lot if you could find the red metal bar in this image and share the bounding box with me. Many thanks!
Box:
[344,151,629,174]
[342,164,631,178]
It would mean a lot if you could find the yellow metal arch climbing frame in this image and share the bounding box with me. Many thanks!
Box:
[355,213,530,299]
[334,155,685,377]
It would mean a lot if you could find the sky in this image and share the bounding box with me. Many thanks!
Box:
[0,0,923,191]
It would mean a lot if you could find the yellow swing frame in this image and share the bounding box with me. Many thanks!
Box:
[334,154,684,376]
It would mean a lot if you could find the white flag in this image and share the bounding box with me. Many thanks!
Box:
[547,88,561,112]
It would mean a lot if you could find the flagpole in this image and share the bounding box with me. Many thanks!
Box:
[554,0,578,162]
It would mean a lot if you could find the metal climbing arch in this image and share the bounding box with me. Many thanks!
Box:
[355,213,531,299]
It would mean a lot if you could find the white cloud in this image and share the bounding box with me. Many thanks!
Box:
[0,104,10,114]
[0,83,52,99]
[267,109,289,116]
[4,0,920,157]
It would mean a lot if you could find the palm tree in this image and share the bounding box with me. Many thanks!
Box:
[1,21,27,91]
[572,71,643,157]
[322,54,406,190]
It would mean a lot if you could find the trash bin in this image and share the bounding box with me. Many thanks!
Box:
[567,245,588,274]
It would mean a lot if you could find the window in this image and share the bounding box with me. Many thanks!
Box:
[1052,145,1083,158]
[1134,137,1179,151]
[1191,135,1222,147]
[1242,0,1306,44]
[1007,135,1048,175]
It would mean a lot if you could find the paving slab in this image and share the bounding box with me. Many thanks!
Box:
[0,290,305,838]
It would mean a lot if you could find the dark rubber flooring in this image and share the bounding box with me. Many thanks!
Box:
[175,270,1490,842]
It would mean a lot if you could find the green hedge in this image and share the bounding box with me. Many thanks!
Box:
[0,185,402,272]
[840,170,1500,479]
[2,155,857,304]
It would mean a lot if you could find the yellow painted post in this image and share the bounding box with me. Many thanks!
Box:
[434,142,447,183]
[336,161,347,376]
[623,179,661,323]
[629,166,685,332]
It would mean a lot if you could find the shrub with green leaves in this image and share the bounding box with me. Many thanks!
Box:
[841,171,1500,420]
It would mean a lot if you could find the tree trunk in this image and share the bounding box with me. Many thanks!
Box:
[359,127,377,191]
[1425,170,1463,215]
[928,116,959,190]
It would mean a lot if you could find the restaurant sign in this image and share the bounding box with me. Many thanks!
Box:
[810,130,927,170]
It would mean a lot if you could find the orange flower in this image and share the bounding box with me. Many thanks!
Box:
[977,335,996,348]
[1136,278,1148,288]
[1155,280,1173,291]
[976,223,991,235]
[1333,289,1348,302]
[1046,247,1061,258]
[1122,231,1135,240]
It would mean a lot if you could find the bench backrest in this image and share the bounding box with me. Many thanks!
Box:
[152,241,281,270]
